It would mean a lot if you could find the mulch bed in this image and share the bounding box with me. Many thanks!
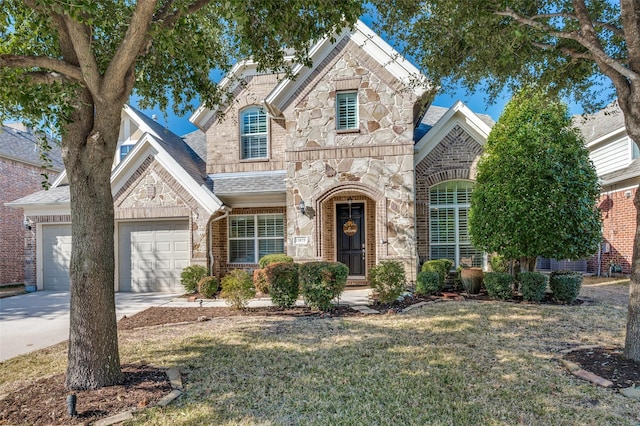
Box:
[0,364,171,426]
[1,290,636,425]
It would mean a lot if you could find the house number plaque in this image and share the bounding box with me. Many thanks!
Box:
[343,219,358,236]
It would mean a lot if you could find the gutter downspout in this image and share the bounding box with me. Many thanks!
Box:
[208,205,232,276]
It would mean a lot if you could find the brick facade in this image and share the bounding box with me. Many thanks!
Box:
[588,187,637,274]
[0,157,58,284]
[414,125,484,264]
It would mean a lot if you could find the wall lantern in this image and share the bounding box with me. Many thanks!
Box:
[299,200,306,215]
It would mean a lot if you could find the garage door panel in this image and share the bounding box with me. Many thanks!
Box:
[42,225,72,291]
[119,220,189,292]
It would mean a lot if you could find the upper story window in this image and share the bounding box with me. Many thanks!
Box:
[119,144,134,161]
[336,92,358,130]
[240,106,268,159]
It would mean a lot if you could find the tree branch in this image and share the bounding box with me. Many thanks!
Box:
[496,5,638,82]
[63,15,102,95]
[103,0,158,98]
[530,42,593,61]
[0,54,83,82]
[23,71,72,84]
[154,0,211,30]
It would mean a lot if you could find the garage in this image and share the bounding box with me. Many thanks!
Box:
[41,224,72,291]
[118,220,190,292]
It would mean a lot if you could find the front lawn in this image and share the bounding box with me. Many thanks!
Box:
[1,297,636,425]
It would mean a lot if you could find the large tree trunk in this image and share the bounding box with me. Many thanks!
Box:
[64,90,124,390]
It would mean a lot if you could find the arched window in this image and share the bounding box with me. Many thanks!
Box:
[240,106,268,159]
[429,180,484,267]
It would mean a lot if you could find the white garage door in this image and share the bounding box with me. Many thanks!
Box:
[118,220,190,292]
[41,224,72,291]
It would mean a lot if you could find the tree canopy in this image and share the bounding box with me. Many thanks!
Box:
[0,0,362,390]
[469,88,601,268]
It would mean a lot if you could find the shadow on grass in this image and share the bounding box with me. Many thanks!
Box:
[127,302,632,425]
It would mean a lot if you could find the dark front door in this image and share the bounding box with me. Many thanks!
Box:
[336,203,365,276]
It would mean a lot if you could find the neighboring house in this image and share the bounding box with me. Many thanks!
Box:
[8,20,498,292]
[573,101,637,275]
[0,124,63,285]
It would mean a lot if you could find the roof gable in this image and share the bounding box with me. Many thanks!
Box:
[190,20,429,130]
[414,101,493,167]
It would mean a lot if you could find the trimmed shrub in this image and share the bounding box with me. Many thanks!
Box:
[519,271,548,302]
[369,260,406,303]
[299,261,348,311]
[549,270,583,303]
[265,262,300,308]
[415,271,440,296]
[258,254,294,269]
[180,265,208,293]
[490,255,508,273]
[421,259,453,288]
[197,276,219,299]
[253,268,270,294]
[483,272,513,300]
[220,269,256,309]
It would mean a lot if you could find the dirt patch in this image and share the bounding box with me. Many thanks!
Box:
[0,364,170,426]
[564,347,640,389]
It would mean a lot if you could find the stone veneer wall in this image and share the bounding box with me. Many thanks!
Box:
[414,125,483,264]
[210,206,287,278]
[282,40,419,280]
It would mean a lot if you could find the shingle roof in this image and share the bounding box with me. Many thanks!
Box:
[414,104,494,142]
[210,171,286,195]
[7,185,70,206]
[0,124,63,171]
[127,106,207,186]
[573,100,625,144]
[182,130,207,162]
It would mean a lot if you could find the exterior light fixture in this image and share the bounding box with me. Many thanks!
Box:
[23,217,31,230]
[299,200,306,215]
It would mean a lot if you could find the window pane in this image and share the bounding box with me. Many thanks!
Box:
[336,92,358,130]
[258,239,285,259]
[120,144,133,161]
[229,216,255,238]
[459,245,483,268]
[430,208,455,243]
[230,240,255,263]
[458,208,470,243]
[431,246,455,262]
[258,215,284,237]
[240,107,267,159]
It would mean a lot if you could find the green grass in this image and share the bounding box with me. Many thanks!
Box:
[1,301,636,425]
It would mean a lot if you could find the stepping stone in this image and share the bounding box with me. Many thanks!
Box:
[620,386,640,399]
[351,305,380,314]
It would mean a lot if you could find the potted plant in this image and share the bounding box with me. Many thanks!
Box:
[460,267,484,295]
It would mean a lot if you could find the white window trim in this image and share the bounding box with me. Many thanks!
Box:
[228,214,284,264]
[239,106,269,160]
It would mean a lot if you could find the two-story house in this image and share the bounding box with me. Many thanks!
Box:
[8,20,496,292]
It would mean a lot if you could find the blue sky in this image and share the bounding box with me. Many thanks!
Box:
[130,14,599,136]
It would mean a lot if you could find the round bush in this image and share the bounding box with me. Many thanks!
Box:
[253,268,270,294]
[221,269,256,309]
[519,271,548,302]
[369,260,406,303]
[299,261,348,311]
[483,272,513,300]
[549,271,583,303]
[421,259,452,289]
[258,254,294,269]
[180,265,208,293]
[265,262,300,308]
[197,276,219,299]
[415,271,440,296]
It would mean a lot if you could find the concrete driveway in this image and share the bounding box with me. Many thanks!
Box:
[0,291,177,362]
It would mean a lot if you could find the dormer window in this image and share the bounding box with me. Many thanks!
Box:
[240,106,268,159]
[336,92,358,130]
[120,144,134,161]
